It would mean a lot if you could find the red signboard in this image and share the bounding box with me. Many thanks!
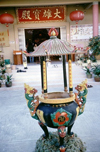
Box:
[0,30,9,47]
[16,6,66,23]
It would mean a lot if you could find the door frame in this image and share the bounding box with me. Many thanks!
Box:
[14,22,70,50]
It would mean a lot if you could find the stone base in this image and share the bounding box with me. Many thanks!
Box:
[35,132,86,152]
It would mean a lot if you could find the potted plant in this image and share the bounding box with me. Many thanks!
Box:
[92,65,100,82]
[0,60,6,79]
[83,66,92,78]
[88,35,100,59]
[5,74,12,87]
[89,55,97,62]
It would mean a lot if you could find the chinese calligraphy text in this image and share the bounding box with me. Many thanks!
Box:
[16,6,66,23]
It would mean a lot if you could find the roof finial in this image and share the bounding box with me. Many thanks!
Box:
[48,28,58,37]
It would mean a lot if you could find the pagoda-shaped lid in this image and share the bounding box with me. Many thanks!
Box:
[26,28,89,57]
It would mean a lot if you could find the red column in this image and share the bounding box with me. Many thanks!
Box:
[93,1,99,36]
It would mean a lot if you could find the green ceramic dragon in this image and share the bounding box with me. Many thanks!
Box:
[24,83,39,119]
[75,79,88,115]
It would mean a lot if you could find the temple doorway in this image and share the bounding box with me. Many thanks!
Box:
[25,28,60,62]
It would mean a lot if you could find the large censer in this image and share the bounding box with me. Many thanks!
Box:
[24,28,88,152]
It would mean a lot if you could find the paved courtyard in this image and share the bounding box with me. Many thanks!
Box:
[0,61,100,152]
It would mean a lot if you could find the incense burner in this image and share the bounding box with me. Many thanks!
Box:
[24,28,88,152]
[24,79,87,152]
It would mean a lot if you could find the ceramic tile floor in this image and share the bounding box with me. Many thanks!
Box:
[0,61,100,152]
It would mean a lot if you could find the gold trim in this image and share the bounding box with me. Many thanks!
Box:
[75,107,80,120]
[39,92,75,104]
[36,109,45,124]
[43,61,47,90]
[68,59,73,89]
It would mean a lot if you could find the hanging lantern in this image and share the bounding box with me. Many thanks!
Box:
[69,9,84,33]
[0,12,14,27]
[69,9,84,24]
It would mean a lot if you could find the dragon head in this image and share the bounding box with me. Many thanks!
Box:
[75,79,87,92]
[24,83,37,95]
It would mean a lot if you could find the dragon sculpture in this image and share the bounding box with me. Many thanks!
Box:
[24,83,39,119]
[75,79,88,115]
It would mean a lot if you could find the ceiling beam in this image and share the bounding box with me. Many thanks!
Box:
[0,0,99,7]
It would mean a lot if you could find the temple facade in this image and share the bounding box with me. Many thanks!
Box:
[0,0,100,63]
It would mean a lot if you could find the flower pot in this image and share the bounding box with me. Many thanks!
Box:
[11,65,16,70]
[94,76,100,82]
[5,81,12,87]
[95,55,100,60]
[86,73,92,78]
[1,74,5,79]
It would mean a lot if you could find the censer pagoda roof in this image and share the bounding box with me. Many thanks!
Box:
[26,28,89,57]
